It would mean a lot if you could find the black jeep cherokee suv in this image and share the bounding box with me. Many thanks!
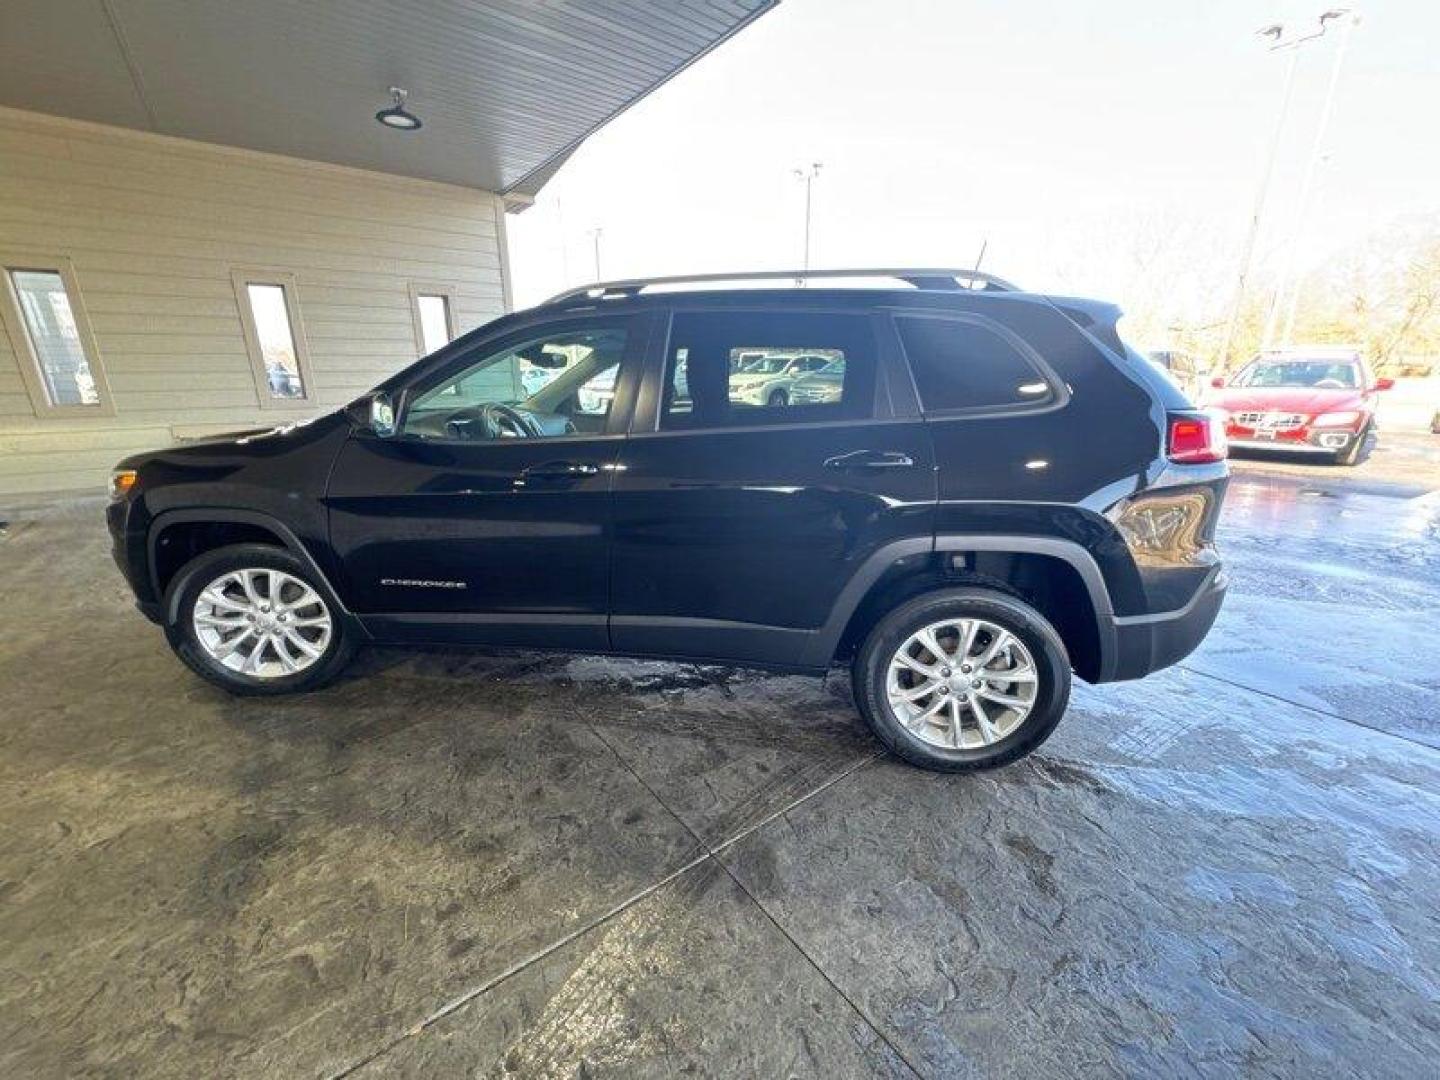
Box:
[107,268,1228,772]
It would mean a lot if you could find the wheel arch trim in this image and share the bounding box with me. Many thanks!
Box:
[147,508,360,629]
[803,533,1118,678]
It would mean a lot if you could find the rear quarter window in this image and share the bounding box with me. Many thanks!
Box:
[896,315,1055,413]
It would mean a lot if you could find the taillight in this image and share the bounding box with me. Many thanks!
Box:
[1167,412,1227,464]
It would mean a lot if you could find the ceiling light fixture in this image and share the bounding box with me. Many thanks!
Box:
[375,87,422,131]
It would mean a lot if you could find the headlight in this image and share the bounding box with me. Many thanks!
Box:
[109,469,138,499]
[1311,410,1361,428]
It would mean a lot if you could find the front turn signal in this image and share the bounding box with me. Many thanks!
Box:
[109,469,138,499]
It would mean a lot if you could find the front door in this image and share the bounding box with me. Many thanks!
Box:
[327,314,649,648]
[608,307,936,668]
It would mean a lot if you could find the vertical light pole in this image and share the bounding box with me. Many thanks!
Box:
[587,227,603,281]
[793,163,823,273]
[1277,10,1360,344]
[1218,11,1350,371]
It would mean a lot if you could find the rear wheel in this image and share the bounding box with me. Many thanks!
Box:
[852,588,1071,772]
[163,543,356,695]
[767,388,789,407]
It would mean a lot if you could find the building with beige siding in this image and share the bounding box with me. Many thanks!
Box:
[0,1,776,501]
[0,107,512,497]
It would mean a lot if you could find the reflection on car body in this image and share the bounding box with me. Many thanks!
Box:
[789,358,846,404]
[727,351,840,407]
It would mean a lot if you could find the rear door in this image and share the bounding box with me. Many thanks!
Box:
[608,304,936,668]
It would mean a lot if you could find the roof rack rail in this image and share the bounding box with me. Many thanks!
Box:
[540,267,1020,307]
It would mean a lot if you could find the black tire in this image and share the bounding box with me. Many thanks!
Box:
[767,388,789,407]
[1333,423,1370,466]
[163,543,357,696]
[852,587,1071,772]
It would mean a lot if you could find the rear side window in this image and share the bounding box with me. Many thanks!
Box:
[660,311,875,430]
[896,316,1054,412]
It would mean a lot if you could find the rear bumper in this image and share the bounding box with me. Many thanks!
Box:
[1104,564,1227,681]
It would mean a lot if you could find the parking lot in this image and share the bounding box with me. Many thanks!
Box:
[3,438,1439,1078]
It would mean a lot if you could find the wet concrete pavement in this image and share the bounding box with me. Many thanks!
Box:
[1,461,1438,1078]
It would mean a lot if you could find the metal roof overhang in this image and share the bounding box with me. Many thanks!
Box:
[0,0,776,200]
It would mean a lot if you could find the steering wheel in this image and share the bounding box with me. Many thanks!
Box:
[445,402,540,440]
[1314,378,1347,389]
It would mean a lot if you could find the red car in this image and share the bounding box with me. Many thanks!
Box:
[1209,348,1392,466]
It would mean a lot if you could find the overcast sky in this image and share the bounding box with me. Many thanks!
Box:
[507,0,1440,314]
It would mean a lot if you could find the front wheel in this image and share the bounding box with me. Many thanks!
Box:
[163,543,357,695]
[852,588,1071,772]
[1333,423,1371,466]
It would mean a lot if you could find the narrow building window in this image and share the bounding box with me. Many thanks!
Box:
[410,283,458,357]
[1,258,113,417]
[417,294,452,355]
[232,270,314,407]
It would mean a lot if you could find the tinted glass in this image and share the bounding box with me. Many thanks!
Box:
[661,311,875,430]
[897,316,1051,411]
[402,325,628,440]
[9,269,99,406]
[245,283,306,399]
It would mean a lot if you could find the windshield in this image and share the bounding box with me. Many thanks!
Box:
[1232,359,1360,389]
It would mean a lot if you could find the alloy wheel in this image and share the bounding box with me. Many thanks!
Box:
[191,568,333,679]
[885,617,1039,750]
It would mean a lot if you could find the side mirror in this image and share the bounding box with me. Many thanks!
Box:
[1373,377,1395,391]
[369,391,397,437]
[1210,375,1226,389]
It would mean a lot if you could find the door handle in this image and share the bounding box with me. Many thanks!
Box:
[823,449,916,470]
[519,460,601,481]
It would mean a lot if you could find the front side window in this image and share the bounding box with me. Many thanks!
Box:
[661,311,875,430]
[897,316,1054,412]
[2,260,110,415]
[401,325,628,440]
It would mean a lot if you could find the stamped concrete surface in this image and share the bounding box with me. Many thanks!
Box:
[1,455,1438,1078]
